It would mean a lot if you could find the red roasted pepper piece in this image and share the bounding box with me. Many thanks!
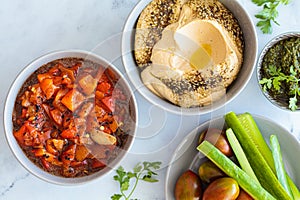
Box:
[61,144,76,165]
[101,96,115,112]
[61,89,84,112]
[97,82,111,94]
[61,127,77,139]
[40,78,59,99]
[50,109,63,125]
[91,159,106,169]
[13,124,27,145]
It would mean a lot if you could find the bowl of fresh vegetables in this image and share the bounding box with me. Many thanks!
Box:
[257,32,300,111]
[165,112,300,199]
[4,50,138,185]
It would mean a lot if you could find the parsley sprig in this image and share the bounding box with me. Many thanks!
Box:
[259,65,300,111]
[252,0,292,34]
[111,161,162,200]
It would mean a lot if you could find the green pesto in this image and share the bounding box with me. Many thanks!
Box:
[260,36,300,110]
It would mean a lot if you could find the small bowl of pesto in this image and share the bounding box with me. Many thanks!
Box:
[257,32,300,111]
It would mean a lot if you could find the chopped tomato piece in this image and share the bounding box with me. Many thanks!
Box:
[75,145,90,162]
[95,90,105,100]
[109,118,118,132]
[70,160,84,167]
[41,158,51,170]
[20,91,31,107]
[21,108,27,118]
[61,89,85,112]
[97,82,111,94]
[46,139,64,155]
[52,139,65,151]
[34,148,62,166]
[29,84,46,104]
[41,130,51,144]
[50,109,63,125]
[61,127,77,139]
[53,76,63,85]
[40,78,59,99]
[101,96,115,112]
[32,148,46,157]
[58,63,75,81]
[61,144,76,165]
[37,73,52,83]
[91,159,106,169]
[24,121,35,133]
[98,73,110,84]
[53,88,69,111]
[13,124,27,145]
[61,77,72,88]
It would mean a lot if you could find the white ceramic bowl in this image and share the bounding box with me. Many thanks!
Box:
[122,0,257,115]
[257,32,300,111]
[3,50,138,185]
[165,114,300,199]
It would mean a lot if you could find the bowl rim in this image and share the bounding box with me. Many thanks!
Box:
[121,0,257,116]
[3,49,138,185]
[164,113,300,199]
[256,32,300,112]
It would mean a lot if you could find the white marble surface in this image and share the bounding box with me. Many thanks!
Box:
[0,0,300,199]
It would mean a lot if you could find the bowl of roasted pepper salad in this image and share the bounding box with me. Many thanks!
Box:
[4,50,137,185]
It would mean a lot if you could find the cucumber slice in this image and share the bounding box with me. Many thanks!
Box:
[237,113,275,170]
[237,112,300,199]
[197,141,276,200]
[290,178,300,200]
[270,134,294,199]
[226,128,259,184]
[225,111,292,200]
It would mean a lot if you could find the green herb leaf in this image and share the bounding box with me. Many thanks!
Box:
[289,96,297,111]
[121,178,130,191]
[252,0,271,6]
[273,76,285,91]
[127,172,136,179]
[111,161,161,200]
[133,163,142,173]
[256,20,272,34]
[290,65,297,76]
[142,176,159,183]
[259,64,300,111]
[252,0,292,34]
[111,194,122,200]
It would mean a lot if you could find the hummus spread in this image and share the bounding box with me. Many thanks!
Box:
[136,0,244,107]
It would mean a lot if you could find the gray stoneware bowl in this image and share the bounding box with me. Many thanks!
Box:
[257,32,300,111]
[3,50,138,185]
[165,114,300,199]
[122,0,257,115]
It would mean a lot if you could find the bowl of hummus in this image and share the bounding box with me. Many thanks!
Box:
[122,0,257,115]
